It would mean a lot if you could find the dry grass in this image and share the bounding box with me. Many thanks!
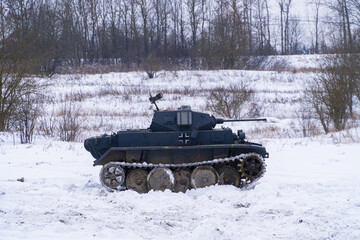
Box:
[35,67,359,142]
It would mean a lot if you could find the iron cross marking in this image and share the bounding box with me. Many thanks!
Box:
[178,133,190,145]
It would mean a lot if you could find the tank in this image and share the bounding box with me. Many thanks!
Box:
[84,93,269,193]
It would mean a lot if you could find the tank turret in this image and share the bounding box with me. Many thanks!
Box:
[149,106,216,132]
[149,105,267,132]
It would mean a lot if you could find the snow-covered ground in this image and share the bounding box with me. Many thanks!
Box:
[1,63,360,239]
[1,134,359,240]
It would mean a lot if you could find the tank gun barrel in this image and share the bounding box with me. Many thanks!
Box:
[216,118,267,124]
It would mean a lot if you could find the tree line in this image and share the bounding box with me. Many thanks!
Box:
[1,0,360,74]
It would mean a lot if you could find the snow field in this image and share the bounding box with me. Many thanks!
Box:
[1,135,359,240]
[1,64,360,239]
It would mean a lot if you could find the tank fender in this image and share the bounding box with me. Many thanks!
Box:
[93,149,146,166]
[93,149,125,166]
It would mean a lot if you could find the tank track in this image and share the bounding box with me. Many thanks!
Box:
[103,152,266,191]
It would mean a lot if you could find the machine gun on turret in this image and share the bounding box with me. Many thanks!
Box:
[149,93,163,111]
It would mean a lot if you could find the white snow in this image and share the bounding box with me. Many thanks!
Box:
[1,58,360,239]
[1,135,359,240]
[164,168,175,185]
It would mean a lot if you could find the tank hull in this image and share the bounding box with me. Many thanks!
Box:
[85,128,268,166]
[93,144,268,166]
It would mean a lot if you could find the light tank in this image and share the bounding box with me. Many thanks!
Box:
[84,93,269,193]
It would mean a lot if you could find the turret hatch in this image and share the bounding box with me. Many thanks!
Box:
[177,106,192,126]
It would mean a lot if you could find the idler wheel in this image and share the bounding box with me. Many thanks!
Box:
[126,169,149,193]
[99,162,125,190]
[240,154,265,179]
[147,167,174,191]
[173,169,191,193]
[190,166,219,189]
[218,166,241,187]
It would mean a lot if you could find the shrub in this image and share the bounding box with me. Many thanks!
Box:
[144,54,161,79]
[14,94,42,143]
[306,54,358,133]
[206,82,254,119]
[58,99,82,142]
[39,106,57,138]
[295,103,320,137]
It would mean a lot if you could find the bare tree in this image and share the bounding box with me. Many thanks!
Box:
[264,0,271,52]
[0,56,35,131]
[349,0,360,27]
[326,0,353,52]
[137,0,152,57]
[129,0,141,64]
[278,0,285,54]
[284,0,292,54]
[288,17,302,54]
[306,54,357,133]
[169,0,181,56]
[187,0,201,51]
[98,0,110,58]
[307,0,322,53]
[253,0,273,54]
[163,0,169,56]
[76,0,90,61]
[342,54,360,111]
[0,4,43,131]
[152,0,170,56]
[212,0,249,68]
[277,0,292,54]
[1,0,357,72]
[198,0,208,59]
[243,0,253,54]
[179,0,187,55]
[122,0,131,63]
